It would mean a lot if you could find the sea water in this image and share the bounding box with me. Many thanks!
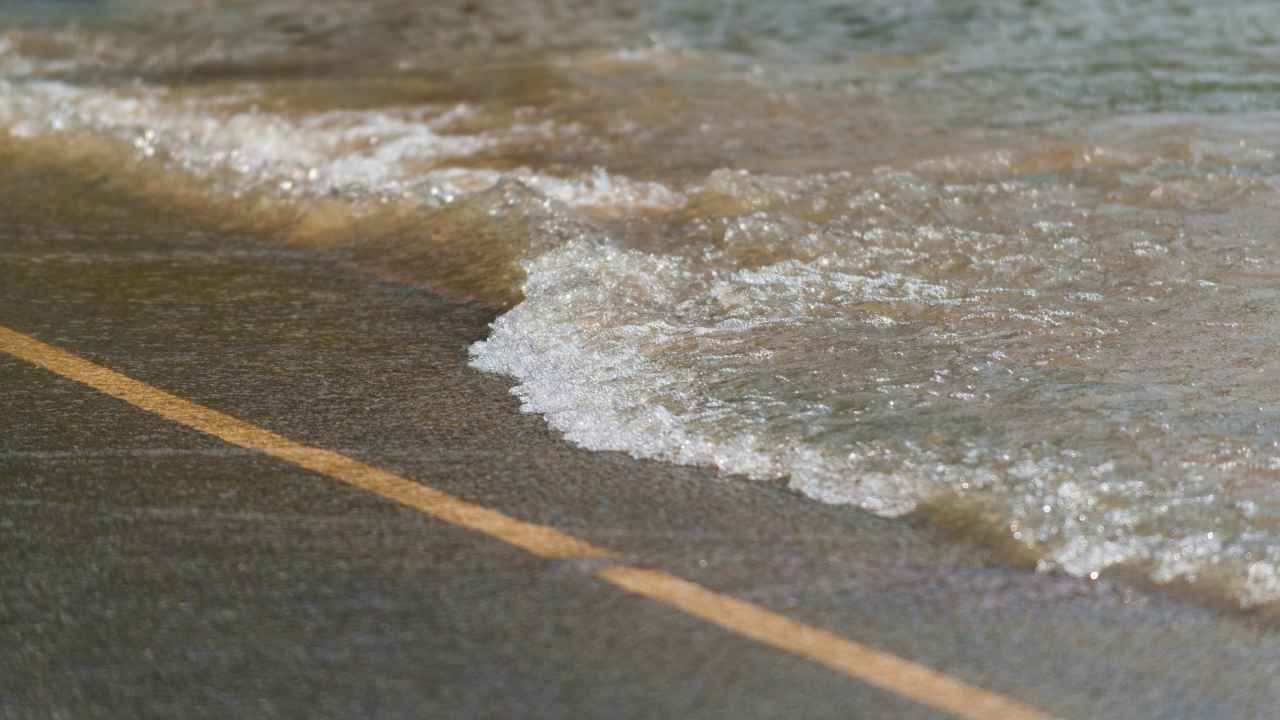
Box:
[6,0,1280,606]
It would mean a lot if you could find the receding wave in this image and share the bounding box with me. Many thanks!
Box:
[8,0,1280,609]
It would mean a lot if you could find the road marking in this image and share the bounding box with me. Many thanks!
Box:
[0,324,1056,720]
[0,326,606,562]
[599,567,1042,719]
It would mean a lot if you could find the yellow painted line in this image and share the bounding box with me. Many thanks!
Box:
[0,324,1056,720]
[599,567,1049,719]
[0,326,605,561]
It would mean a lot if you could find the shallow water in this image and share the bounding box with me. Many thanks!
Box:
[6,0,1280,606]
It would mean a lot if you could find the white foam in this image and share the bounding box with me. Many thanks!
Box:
[420,167,685,210]
[471,163,1280,607]
[471,240,940,517]
[0,79,686,212]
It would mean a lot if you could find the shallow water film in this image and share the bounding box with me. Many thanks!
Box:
[7,0,1280,606]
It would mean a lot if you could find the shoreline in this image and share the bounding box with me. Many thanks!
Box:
[3,137,1278,626]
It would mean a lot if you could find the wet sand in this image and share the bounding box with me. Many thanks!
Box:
[3,155,1280,719]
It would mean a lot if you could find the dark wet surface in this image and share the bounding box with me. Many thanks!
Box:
[2,158,1280,719]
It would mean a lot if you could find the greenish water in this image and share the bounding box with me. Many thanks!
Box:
[656,1,1280,120]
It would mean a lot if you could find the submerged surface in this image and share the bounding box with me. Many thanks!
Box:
[6,0,1280,606]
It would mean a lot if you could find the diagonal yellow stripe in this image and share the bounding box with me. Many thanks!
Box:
[0,324,1057,720]
[598,566,1050,719]
[0,325,607,561]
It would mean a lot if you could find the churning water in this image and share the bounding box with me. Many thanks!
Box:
[7,0,1280,606]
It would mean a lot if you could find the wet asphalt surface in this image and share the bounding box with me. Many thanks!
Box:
[2,159,1280,719]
